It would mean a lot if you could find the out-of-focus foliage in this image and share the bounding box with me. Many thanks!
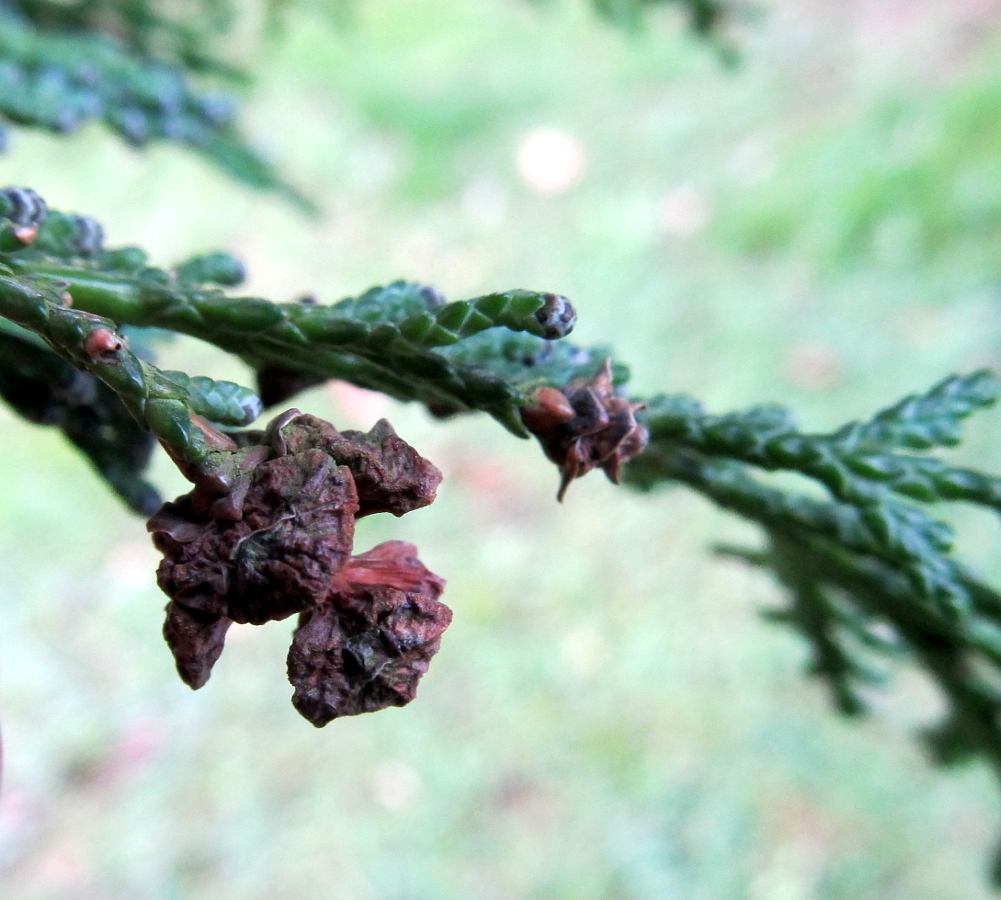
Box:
[590,0,732,34]
[0,321,161,513]
[0,0,309,203]
[625,376,1001,848]
[531,0,734,35]
[6,0,242,73]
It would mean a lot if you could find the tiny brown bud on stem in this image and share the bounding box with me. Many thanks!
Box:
[83,328,123,363]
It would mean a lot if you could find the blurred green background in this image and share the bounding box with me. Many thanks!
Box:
[4,0,1001,897]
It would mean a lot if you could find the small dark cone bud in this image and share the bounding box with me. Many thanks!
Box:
[520,360,649,500]
[288,541,451,727]
[534,293,577,339]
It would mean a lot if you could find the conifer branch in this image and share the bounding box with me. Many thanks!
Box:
[623,380,1001,878]
[627,376,1001,615]
[0,319,161,511]
[7,184,1001,879]
[7,0,1001,887]
[0,269,259,462]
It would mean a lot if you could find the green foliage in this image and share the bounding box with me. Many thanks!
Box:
[11,185,1001,841]
[0,187,583,469]
[7,0,242,73]
[0,1,308,204]
[436,330,621,398]
[0,265,261,463]
[6,1,1001,890]
[624,374,1001,874]
[15,180,1001,866]
[531,0,733,35]
[0,319,161,512]
[632,375,1001,615]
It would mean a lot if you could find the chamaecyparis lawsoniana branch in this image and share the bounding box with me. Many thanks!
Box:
[0,186,582,491]
[7,186,1001,876]
[0,189,581,435]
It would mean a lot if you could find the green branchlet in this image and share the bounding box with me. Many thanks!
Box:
[1,193,581,440]
[0,319,161,512]
[0,269,260,461]
[634,375,1001,615]
[0,186,585,472]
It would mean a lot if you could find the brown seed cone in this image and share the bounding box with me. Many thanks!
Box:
[288,541,451,727]
[149,412,447,699]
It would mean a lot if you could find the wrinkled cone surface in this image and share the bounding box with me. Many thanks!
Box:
[288,541,451,726]
[148,411,448,723]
